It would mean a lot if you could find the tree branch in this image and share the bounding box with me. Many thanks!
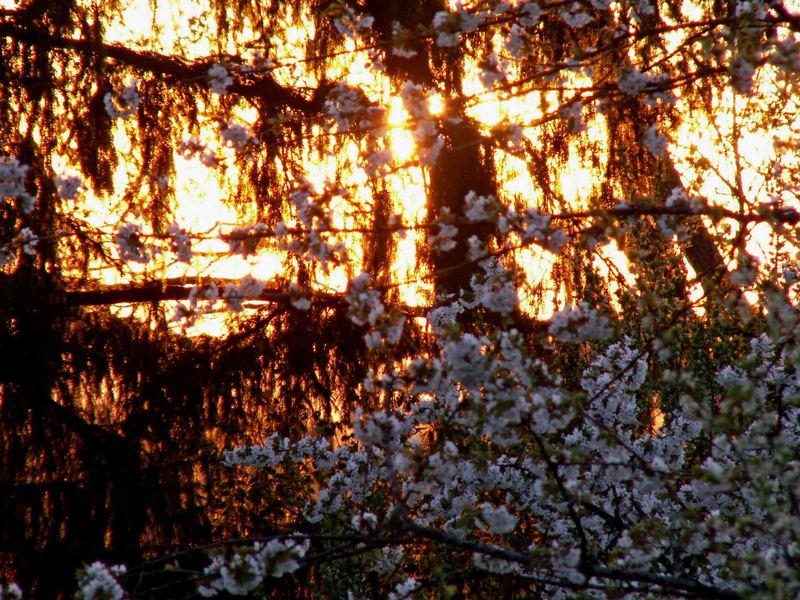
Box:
[405,520,743,599]
[0,18,319,111]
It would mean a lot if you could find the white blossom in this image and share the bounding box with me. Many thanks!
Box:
[199,539,308,596]
[665,186,688,207]
[357,16,374,29]
[471,260,517,315]
[0,583,22,600]
[54,173,83,200]
[345,272,384,326]
[223,276,265,312]
[178,137,219,167]
[325,84,368,132]
[561,3,593,27]
[479,53,507,89]
[618,69,651,96]
[221,120,254,149]
[519,2,542,26]
[104,80,141,119]
[223,223,267,256]
[363,148,393,177]
[223,434,288,468]
[731,58,756,94]
[432,222,458,252]
[478,503,517,533]
[472,552,519,574]
[332,6,374,38]
[549,302,613,343]
[115,224,150,264]
[520,207,570,252]
[444,333,487,386]
[561,101,585,133]
[370,546,404,574]
[168,223,193,262]
[18,227,37,256]
[393,46,418,58]
[364,330,382,349]
[642,124,667,157]
[634,0,656,16]
[433,11,460,47]
[769,37,800,72]
[735,0,767,19]
[464,191,493,222]
[618,69,675,105]
[427,301,463,333]
[291,296,311,310]
[207,63,233,94]
[75,562,126,600]
[388,577,420,600]
[729,252,759,286]
[0,156,35,213]
[504,24,526,58]
[400,81,429,120]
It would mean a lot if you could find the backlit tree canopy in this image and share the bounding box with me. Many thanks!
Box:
[2,0,800,597]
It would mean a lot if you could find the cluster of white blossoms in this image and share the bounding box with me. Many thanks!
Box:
[642,124,667,157]
[178,136,219,168]
[54,173,83,200]
[387,577,420,600]
[431,0,498,48]
[560,1,594,28]
[0,583,22,600]
[207,63,233,94]
[519,207,570,252]
[431,190,570,258]
[17,228,38,257]
[478,52,508,89]
[222,223,267,257]
[345,272,384,327]
[729,250,760,287]
[220,120,255,150]
[361,147,393,178]
[170,282,220,326]
[167,223,193,263]
[519,1,542,26]
[400,81,445,165]
[0,227,38,267]
[272,184,348,271]
[617,68,676,106]
[468,259,518,315]
[0,156,39,267]
[104,80,141,120]
[330,4,374,39]
[74,562,126,600]
[548,302,614,343]
[201,278,800,597]
[324,84,386,135]
[198,539,310,597]
[114,223,151,264]
[464,190,495,222]
[769,35,800,72]
[344,272,405,349]
[223,275,265,312]
[430,221,458,252]
[477,502,517,534]
[0,156,35,213]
